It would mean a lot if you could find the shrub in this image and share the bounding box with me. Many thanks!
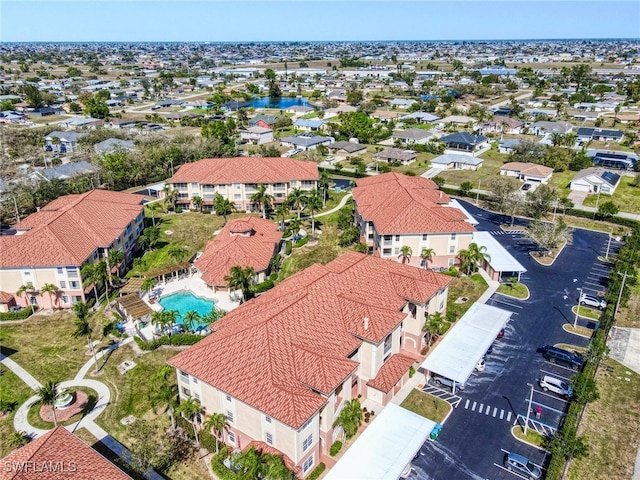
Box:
[252,279,274,294]
[0,307,34,321]
[175,207,183,213]
[329,441,342,457]
[134,333,202,351]
[409,366,416,378]
[269,272,278,281]
[308,463,326,480]
[285,240,292,255]
[294,236,309,248]
[200,430,219,453]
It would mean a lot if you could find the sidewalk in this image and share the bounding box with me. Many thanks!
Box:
[0,353,43,391]
[475,267,501,304]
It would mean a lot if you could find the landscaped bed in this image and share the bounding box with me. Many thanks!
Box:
[400,388,451,424]
[497,282,529,299]
[0,369,34,457]
[445,274,488,320]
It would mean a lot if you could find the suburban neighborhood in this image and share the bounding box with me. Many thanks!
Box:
[0,30,640,480]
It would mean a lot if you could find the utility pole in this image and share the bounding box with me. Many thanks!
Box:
[614,270,633,320]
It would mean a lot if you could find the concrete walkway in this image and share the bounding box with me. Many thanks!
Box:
[475,267,501,304]
[315,192,352,219]
[608,327,640,375]
[2,337,164,480]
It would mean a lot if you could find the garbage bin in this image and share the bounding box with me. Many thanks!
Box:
[429,423,442,440]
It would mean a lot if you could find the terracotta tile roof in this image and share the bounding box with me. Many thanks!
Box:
[0,190,143,268]
[195,217,282,287]
[169,157,319,185]
[353,172,476,235]
[169,252,452,429]
[366,353,416,393]
[0,291,14,303]
[501,162,554,177]
[0,426,132,480]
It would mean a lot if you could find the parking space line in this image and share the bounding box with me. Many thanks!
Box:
[540,369,573,381]
[543,361,580,373]
[486,405,491,415]
[493,463,531,479]
[530,400,566,415]
[472,401,477,411]
[534,389,570,403]
[479,403,483,412]
[583,280,606,288]
[465,399,469,409]
[507,411,512,421]
[500,410,504,419]
[493,407,497,417]
[489,297,524,309]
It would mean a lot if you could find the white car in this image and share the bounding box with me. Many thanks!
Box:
[475,358,486,372]
[539,375,573,397]
[579,293,607,310]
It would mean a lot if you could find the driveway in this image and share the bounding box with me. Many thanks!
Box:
[411,201,616,480]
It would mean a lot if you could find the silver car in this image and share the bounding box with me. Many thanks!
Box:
[504,452,542,479]
[579,293,607,310]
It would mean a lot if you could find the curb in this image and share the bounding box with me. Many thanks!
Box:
[509,426,549,451]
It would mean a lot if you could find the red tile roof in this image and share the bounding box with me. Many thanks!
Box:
[0,190,143,268]
[352,172,476,235]
[0,291,14,303]
[169,157,319,184]
[0,426,132,480]
[169,252,452,429]
[195,217,282,287]
[366,354,416,393]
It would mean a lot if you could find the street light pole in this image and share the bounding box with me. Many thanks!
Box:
[574,287,583,328]
[593,189,601,220]
[605,227,613,260]
[476,179,481,205]
[524,383,534,435]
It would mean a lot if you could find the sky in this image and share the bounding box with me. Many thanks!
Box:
[1,1,639,43]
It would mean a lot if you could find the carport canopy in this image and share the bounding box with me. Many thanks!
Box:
[324,403,435,480]
[421,303,512,385]
[472,231,527,280]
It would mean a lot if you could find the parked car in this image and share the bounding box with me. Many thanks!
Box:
[540,345,584,370]
[9,306,23,312]
[539,375,573,397]
[497,328,505,339]
[521,183,532,191]
[430,374,465,391]
[475,358,486,372]
[503,452,542,479]
[579,293,607,310]
[485,344,494,356]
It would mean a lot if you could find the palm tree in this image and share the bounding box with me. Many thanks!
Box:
[178,397,202,447]
[150,365,178,431]
[152,310,178,336]
[214,193,236,224]
[274,202,290,230]
[318,170,331,207]
[332,398,363,440]
[306,191,323,235]
[224,265,255,303]
[422,311,445,346]
[182,310,200,332]
[251,184,274,219]
[81,262,107,304]
[262,453,293,480]
[420,248,435,269]
[40,283,59,310]
[106,249,124,286]
[192,195,203,212]
[141,277,156,297]
[162,183,178,212]
[37,381,60,427]
[168,244,189,263]
[72,302,100,373]
[287,188,307,220]
[457,248,473,276]
[15,284,31,309]
[399,245,413,264]
[467,242,491,271]
[203,412,229,454]
[7,431,30,448]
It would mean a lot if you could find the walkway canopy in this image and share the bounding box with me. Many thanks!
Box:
[119,278,145,296]
[325,403,435,480]
[421,303,512,385]
[472,231,527,281]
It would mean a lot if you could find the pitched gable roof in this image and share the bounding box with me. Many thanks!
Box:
[169,157,318,185]
[352,172,475,235]
[169,252,451,429]
[0,426,132,480]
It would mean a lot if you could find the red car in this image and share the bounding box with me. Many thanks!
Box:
[497,328,505,339]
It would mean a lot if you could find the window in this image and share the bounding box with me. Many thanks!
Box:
[422,234,427,241]
[383,333,392,356]
[395,235,400,241]
[265,416,272,424]
[448,259,455,267]
[303,434,313,451]
[194,392,200,401]
[180,370,189,379]
[70,281,79,289]
[23,271,30,276]
[234,184,241,190]
[393,248,399,255]
[226,411,234,423]
[383,235,392,241]
[234,194,241,199]
[228,432,236,445]
[450,233,456,240]
[66,267,78,277]
[226,394,231,402]
[181,387,191,397]
[192,377,198,384]
[57,267,64,274]
[449,246,455,254]
[382,248,392,255]
[301,418,312,430]
[303,455,314,474]
[62,296,69,304]
[266,432,273,445]
[59,281,66,289]
[368,233,374,240]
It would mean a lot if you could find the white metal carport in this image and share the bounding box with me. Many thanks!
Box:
[324,403,435,480]
[472,231,527,281]
[420,303,512,390]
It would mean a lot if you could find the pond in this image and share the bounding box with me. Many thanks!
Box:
[236,96,311,110]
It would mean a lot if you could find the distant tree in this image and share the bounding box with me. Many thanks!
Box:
[139,226,160,251]
[66,66,82,77]
[332,398,363,440]
[399,245,413,264]
[306,191,323,234]
[250,184,274,219]
[486,176,521,213]
[203,413,228,454]
[191,195,203,212]
[224,265,256,303]
[526,184,559,218]
[459,181,474,197]
[167,244,189,263]
[7,431,30,448]
[37,381,61,427]
[571,373,599,405]
[420,247,435,269]
[213,193,236,224]
[598,200,619,220]
[40,283,59,309]
[526,218,572,253]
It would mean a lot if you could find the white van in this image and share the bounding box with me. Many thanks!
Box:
[539,375,573,397]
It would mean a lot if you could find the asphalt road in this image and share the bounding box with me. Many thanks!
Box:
[411,201,620,480]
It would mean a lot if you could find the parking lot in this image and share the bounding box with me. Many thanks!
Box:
[411,202,619,480]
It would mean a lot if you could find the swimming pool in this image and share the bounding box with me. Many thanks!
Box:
[158,291,214,327]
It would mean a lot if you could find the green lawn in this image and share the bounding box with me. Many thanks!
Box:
[572,305,603,321]
[436,147,505,186]
[400,389,451,424]
[0,369,34,457]
[582,178,640,214]
[547,170,575,197]
[446,274,489,320]
[511,425,546,447]
[0,312,93,384]
[497,282,529,299]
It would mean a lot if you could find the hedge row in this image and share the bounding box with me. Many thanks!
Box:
[565,207,639,228]
[252,279,274,294]
[318,166,366,179]
[307,463,326,480]
[295,236,309,248]
[134,333,202,351]
[0,307,34,321]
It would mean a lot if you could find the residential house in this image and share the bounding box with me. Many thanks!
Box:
[399,111,440,124]
[249,114,281,129]
[576,127,624,143]
[479,117,523,135]
[371,110,403,123]
[0,111,26,124]
[439,132,489,154]
[326,141,367,159]
[374,148,416,166]
[57,116,103,130]
[168,157,319,211]
[280,133,334,151]
[436,115,477,127]
[0,190,144,310]
[94,138,135,155]
[29,160,97,183]
[498,138,524,154]
[168,251,452,476]
[195,217,282,291]
[294,119,326,133]
[29,106,65,117]
[389,98,417,109]
[570,168,621,195]
[44,131,84,153]
[530,121,573,136]
[430,153,484,171]
[286,105,314,115]
[523,108,557,119]
[500,162,554,184]
[0,426,132,479]
[392,128,433,145]
[239,126,274,145]
[587,149,637,171]
[108,118,139,130]
[323,105,357,119]
[352,172,476,269]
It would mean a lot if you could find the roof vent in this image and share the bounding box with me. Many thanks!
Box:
[439,191,443,199]
[364,317,369,330]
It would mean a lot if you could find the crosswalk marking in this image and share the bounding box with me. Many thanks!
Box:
[493,407,497,417]
[463,400,511,422]
[472,401,477,411]
[500,410,504,419]
[465,399,470,409]
[507,412,512,422]
[488,230,524,236]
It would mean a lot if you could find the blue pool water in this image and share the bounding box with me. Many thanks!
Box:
[244,96,310,109]
[158,291,214,327]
